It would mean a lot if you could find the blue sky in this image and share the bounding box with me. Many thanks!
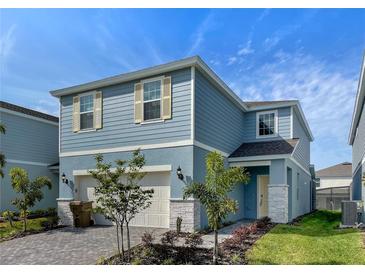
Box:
[1,9,364,169]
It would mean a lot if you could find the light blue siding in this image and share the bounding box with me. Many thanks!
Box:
[0,162,59,212]
[192,146,247,228]
[0,112,58,164]
[0,111,59,212]
[352,102,365,174]
[352,164,363,200]
[60,68,191,153]
[60,146,194,200]
[243,107,291,142]
[195,70,244,154]
[286,158,311,220]
[292,109,310,170]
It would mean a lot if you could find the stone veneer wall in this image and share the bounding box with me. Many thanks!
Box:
[57,199,74,226]
[268,185,288,223]
[169,199,201,232]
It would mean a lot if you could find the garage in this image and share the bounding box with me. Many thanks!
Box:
[76,171,171,228]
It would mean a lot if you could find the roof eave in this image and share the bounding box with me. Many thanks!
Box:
[348,53,365,145]
[49,56,248,111]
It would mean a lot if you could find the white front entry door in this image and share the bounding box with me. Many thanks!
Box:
[77,172,170,228]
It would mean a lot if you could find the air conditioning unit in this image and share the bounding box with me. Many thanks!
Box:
[341,200,363,227]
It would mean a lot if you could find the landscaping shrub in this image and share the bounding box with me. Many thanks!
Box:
[256,216,271,228]
[161,230,179,246]
[247,223,258,234]
[161,258,175,265]
[2,210,14,227]
[185,233,203,249]
[141,232,154,247]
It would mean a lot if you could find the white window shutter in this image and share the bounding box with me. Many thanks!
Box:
[134,83,143,123]
[72,95,80,132]
[162,76,172,120]
[94,91,103,129]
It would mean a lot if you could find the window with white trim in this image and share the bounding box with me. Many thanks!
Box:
[257,111,277,137]
[143,80,162,121]
[80,94,94,130]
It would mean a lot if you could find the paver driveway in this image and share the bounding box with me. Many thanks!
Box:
[0,226,167,265]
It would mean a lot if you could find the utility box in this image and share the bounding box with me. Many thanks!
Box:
[341,200,363,227]
[70,201,93,227]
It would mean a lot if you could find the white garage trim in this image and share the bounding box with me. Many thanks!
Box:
[72,164,172,176]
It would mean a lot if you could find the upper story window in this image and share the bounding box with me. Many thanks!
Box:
[256,110,278,138]
[80,94,94,130]
[143,80,162,121]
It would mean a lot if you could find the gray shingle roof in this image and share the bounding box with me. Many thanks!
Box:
[0,101,59,123]
[229,139,299,158]
[316,162,352,178]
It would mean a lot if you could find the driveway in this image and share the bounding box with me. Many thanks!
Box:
[0,226,167,265]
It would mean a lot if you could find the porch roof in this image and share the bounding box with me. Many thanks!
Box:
[229,139,299,158]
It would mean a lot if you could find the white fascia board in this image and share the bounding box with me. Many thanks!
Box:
[228,154,291,162]
[349,53,365,145]
[6,159,52,167]
[193,140,230,157]
[229,161,271,167]
[60,140,194,157]
[73,164,172,176]
[0,108,59,126]
[294,104,314,141]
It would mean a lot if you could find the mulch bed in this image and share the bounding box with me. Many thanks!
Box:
[101,218,276,265]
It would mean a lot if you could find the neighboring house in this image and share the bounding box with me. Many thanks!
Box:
[316,162,352,210]
[349,54,365,206]
[0,101,59,212]
[50,56,314,231]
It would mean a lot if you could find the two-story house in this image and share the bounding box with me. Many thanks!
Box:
[51,56,314,231]
[0,101,59,212]
[349,54,365,207]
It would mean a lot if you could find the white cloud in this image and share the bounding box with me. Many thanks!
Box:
[0,24,17,73]
[227,56,237,66]
[187,12,215,56]
[237,39,255,56]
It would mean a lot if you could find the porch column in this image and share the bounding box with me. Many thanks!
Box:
[268,159,288,223]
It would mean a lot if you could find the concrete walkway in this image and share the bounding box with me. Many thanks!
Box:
[200,219,254,248]
[0,226,167,265]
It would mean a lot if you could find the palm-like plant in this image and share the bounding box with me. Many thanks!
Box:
[0,123,6,178]
[183,151,250,264]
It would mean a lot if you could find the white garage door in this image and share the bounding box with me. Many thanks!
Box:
[77,172,170,228]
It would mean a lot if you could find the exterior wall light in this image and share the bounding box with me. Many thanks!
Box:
[61,173,69,184]
[177,166,184,180]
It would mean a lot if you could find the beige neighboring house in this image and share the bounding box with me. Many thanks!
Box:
[316,162,352,210]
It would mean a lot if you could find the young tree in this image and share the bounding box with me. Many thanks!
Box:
[121,149,154,262]
[9,167,52,232]
[89,150,154,262]
[89,154,127,259]
[183,151,250,264]
[0,123,6,178]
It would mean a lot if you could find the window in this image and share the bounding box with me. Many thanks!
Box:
[80,94,94,130]
[256,110,277,137]
[143,80,161,121]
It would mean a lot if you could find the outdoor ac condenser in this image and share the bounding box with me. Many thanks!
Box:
[341,200,363,227]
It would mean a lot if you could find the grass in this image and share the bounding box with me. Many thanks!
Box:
[0,217,48,240]
[246,210,365,265]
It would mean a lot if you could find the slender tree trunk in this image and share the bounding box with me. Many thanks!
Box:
[213,229,218,265]
[126,221,131,262]
[23,216,27,232]
[120,220,125,261]
[116,222,121,257]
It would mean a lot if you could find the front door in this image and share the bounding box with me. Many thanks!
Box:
[258,175,269,218]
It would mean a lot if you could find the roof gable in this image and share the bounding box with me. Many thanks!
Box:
[316,162,352,178]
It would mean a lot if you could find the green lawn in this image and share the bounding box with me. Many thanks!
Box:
[247,210,365,265]
[0,217,48,240]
